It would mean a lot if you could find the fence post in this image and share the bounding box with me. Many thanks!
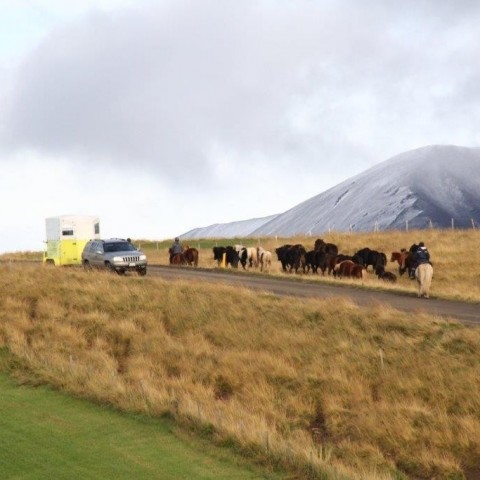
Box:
[472,219,476,230]
[406,220,409,231]
[451,218,454,231]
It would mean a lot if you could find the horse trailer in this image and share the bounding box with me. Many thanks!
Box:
[43,215,100,266]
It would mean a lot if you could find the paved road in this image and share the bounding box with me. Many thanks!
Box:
[149,265,480,326]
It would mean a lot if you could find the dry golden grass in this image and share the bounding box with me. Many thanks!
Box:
[0,250,43,261]
[1,261,479,479]
[141,229,480,303]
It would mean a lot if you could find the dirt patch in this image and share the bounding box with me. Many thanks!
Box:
[309,404,330,444]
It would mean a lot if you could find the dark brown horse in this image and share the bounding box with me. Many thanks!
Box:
[169,247,186,265]
[334,260,366,280]
[184,246,199,267]
[390,247,416,278]
[314,238,339,255]
[375,265,397,283]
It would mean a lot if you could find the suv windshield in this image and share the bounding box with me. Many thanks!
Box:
[103,242,136,253]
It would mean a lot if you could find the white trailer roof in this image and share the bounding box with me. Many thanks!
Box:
[45,215,100,240]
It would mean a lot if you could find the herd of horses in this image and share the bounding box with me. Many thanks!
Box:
[168,239,434,298]
[212,245,273,272]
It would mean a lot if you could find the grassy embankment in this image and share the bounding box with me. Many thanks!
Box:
[1,234,480,480]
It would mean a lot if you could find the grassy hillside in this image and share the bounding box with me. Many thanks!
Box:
[1,263,479,479]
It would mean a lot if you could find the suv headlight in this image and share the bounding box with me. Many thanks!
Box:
[139,254,147,260]
[112,256,123,262]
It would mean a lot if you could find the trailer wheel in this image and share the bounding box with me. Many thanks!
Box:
[45,259,55,267]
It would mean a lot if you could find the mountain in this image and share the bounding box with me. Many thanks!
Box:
[180,214,278,239]
[180,145,480,239]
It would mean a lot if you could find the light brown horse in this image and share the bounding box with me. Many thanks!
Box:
[415,263,433,298]
[257,247,272,272]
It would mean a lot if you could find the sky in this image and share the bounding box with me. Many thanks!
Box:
[1,0,480,253]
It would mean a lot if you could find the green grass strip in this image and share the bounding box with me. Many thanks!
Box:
[0,374,279,479]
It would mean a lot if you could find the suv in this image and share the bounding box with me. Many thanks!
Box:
[81,239,147,276]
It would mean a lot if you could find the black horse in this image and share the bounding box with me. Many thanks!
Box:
[353,247,387,271]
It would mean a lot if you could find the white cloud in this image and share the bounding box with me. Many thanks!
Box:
[1,0,480,252]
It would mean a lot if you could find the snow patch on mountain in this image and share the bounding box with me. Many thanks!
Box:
[179,214,278,239]
[180,145,480,238]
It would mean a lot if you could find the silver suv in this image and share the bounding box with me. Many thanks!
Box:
[82,239,147,275]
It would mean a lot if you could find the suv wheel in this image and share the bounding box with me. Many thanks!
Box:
[137,266,147,276]
[105,262,116,274]
[83,260,92,271]
[105,262,125,275]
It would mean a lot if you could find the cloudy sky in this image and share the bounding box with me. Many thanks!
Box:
[1,0,479,253]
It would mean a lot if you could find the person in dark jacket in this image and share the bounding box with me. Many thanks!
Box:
[169,237,183,263]
[410,242,430,279]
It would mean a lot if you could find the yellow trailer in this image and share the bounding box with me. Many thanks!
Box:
[43,215,100,266]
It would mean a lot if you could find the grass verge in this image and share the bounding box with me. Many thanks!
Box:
[0,367,286,480]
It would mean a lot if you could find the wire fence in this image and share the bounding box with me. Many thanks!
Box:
[363,217,477,233]
[166,217,479,250]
